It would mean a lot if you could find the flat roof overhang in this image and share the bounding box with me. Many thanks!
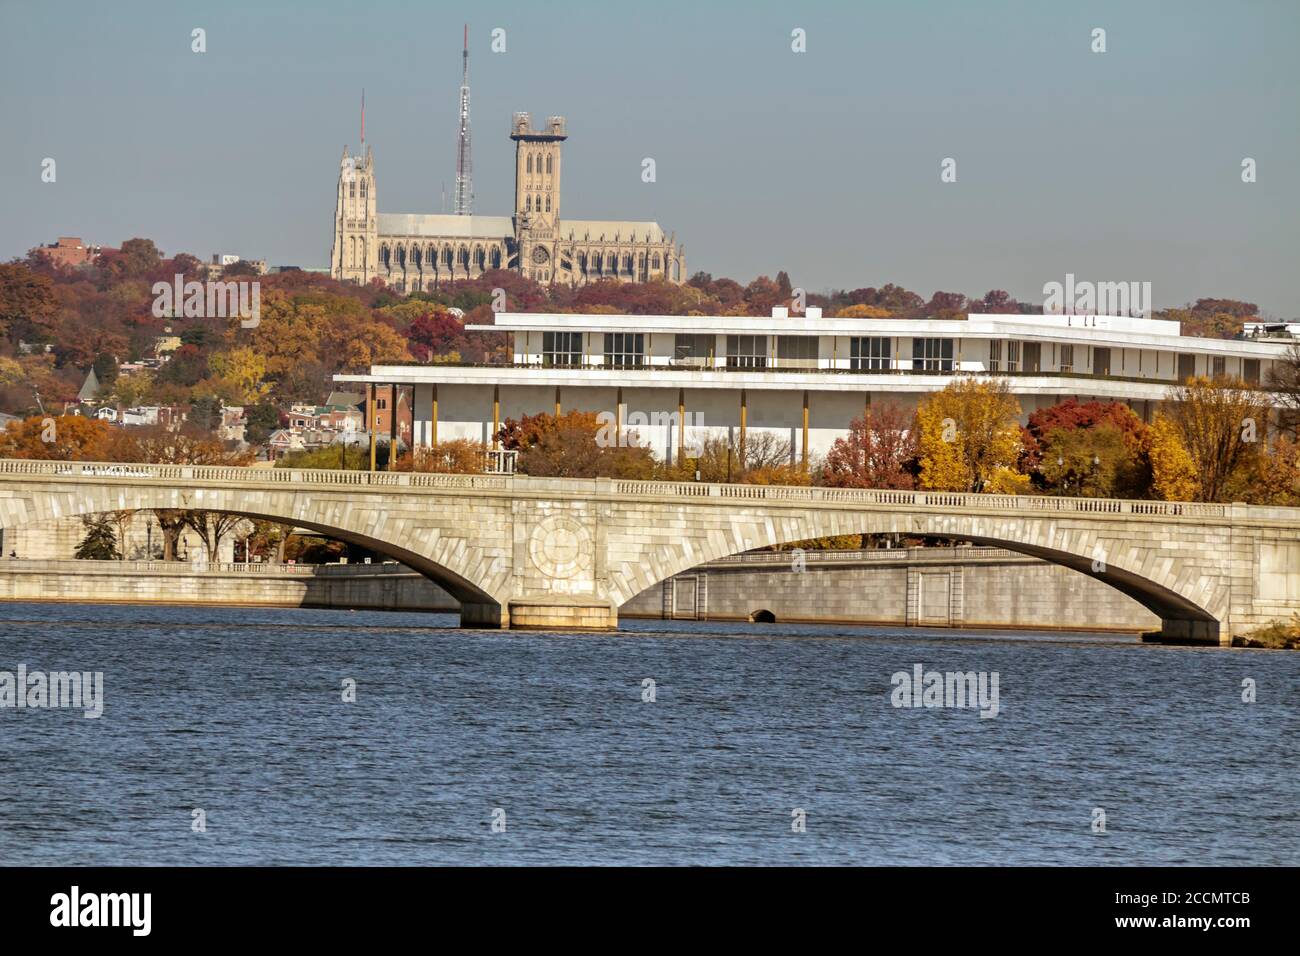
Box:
[468,314,1290,358]
[334,366,1283,403]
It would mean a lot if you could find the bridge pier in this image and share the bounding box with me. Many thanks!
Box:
[458,599,618,631]
[1142,618,1227,646]
[506,599,618,631]
[459,601,509,629]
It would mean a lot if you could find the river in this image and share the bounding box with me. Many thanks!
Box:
[0,602,1295,865]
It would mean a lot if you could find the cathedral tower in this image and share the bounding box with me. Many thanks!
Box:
[511,113,566,281]
[330,144,378,284]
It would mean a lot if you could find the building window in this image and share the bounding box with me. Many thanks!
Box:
[726,335,767,369]
[1243,358,1261,384]
[527,155,533,174]
[849,336,891,371]
[1023,342,1041,373]
[542,331,583,367]
[674,333,714,363]
[1059,344,1074,373]
[1212,355,1226,378]
[546,155,552,174]
[604,333,645,368]
[989,340,1022,372]
[911,338,954,372]
[545,195,551,212]
[1177,353,1196,382]
[1094,347,1111,377]
[776,335,817,367]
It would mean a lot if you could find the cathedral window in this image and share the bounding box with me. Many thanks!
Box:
[349,182,356,198]
[545,195,551,212]
[546,155,552,174]
[527,154,533,174]
[653,254,661,269]
[525,195,532,212]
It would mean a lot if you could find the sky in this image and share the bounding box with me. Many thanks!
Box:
[1,0,1297,316]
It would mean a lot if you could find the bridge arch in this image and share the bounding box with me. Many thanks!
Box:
[1,478,509,612]
[608,504,1226,641]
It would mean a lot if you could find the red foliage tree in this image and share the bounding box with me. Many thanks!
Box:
[1021,398,1146,469]
[820,403,918,489]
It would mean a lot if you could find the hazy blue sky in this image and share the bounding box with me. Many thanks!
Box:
[1,0,1297,315]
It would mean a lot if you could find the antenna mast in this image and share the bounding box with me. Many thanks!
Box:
[454,24,473,215]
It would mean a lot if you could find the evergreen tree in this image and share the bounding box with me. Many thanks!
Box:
[75,515,121,560]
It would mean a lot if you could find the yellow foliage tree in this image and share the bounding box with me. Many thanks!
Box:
[206,347,271,405]
[916,379,1024,492]
[835,304,891,318]
[1145,413,1198,501]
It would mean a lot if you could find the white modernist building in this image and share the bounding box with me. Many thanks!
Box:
[336,309,1294,465]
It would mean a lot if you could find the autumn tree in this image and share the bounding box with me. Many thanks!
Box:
[1023,399,1148,496]
[820,403,917,489]
[1145,413,1198,501]
[683,431,800,483]
[498,410,656,479]
[406,311,466,362]
[835,304,891,319]
[399,438,487,474]
[0,263,58,341]
[0,415,118,460]
[1268,343,1300,439]
[916,380,1027,493]
[1164,376,1271,501]
[1037,424,1139,498]
[182,511,249,561]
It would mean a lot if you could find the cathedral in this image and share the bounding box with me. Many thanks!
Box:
[329,113,686,290]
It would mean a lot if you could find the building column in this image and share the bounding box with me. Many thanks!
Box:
[616,387,624,447]
[367,384,377,472]
[801,390,809,471]
[678,388,686,467]
[388,384,398,468]
[492,384,500,450]
[412,383,433,450]
[739,388,747,468]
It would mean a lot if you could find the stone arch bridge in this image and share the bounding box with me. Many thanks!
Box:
[1,459,1297,644]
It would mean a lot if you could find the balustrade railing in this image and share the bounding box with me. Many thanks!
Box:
[0,457,1239,519]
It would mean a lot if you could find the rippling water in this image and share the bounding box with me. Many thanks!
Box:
[0,602,1295,865]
